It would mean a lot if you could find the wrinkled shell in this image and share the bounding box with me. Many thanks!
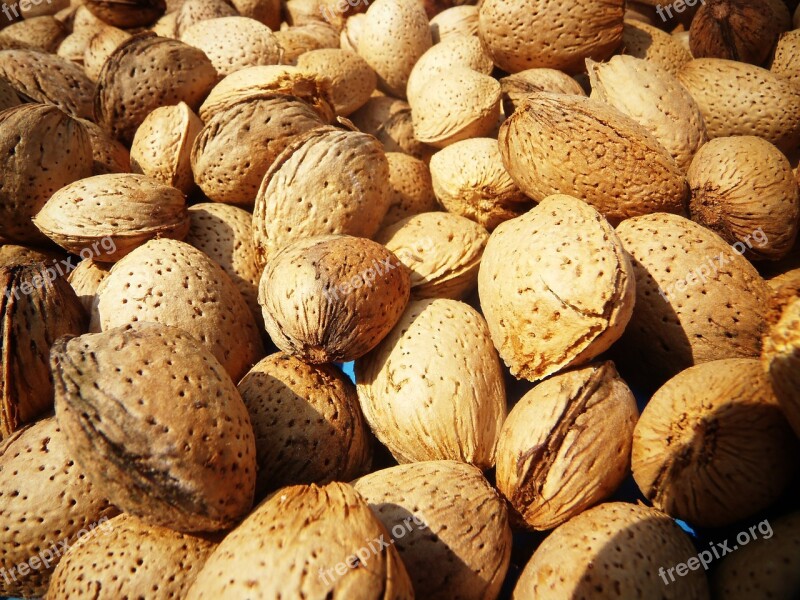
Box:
[67,259,111,314]
[381,152,438,228]
[620,20,692,75]
[238,353,372,499]
[52,323,257,532]
[258,235,411,363]
[632,358,798,527]
[85,0,166,27]
[478,194,635,382]
[296,48,376,116]
[350,95,434,162]
[356,297,506,468]
[499,68,586,115]
[91,239,264,380]
[762,297,800,438]
[77,117,132,175]
[0,16,66,52]
[430,5,478,43]
[353,461,512,600]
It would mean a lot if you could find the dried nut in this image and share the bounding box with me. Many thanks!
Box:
[587,55,708,173]
[514,502,710,599]
[689,0,790,65]
[353,461,512,600]
[0,16,66,52]
[0,76,19,112]
[355,298,507,468]
[20,0,69,16]
[381,152,438,228]
[762,297,800,438]
[151,11,178,37]
[231,0,281,29]
[632,358,798,527]
[0,104,93,244]
[85,0,166,27]
[184,482,414,599]
[91,239,263,380]
[0,244,63,269]
[175,0,237,37]
[678,58,800,154]
[252,127,391,262]
[339,11,365,52]
[83,26,130,82]
[130,102,203,194]
[285,0,324,26]
[501,93,689,223]
[296,49,376,116]
[616,213,771,382]
[53,323,257,532]
[406,34,493,103]
[478,194,635,382]
[375,212,488,300]
[77,117,132,175]
[94,33,217,144]
[198,64,335,122]
[620,20,692,75]
[57,22,104,66]
[478,0,624,74]
[429,5,478,43]
[273,22,340,64]
[0,418,117,598]
[67,259,111,314]
[499,68,586,115]
[33,174,190,261]
[185,203,263,327]
[1,263,86,438]
[429,137,531,231]
[687,136,800,261]
[191,94,326,207]
[258,235,411,363]
[766,268,800,297]
[318,0,366,30]
[770,29,800,87]
[0,49,95,119]
[237,352,372,499]
[47,513,217,600]
[496,362,638,531]
[410,67,501,149]
[180,16,281,77]
[350,95,434,162]
[356,0,432,98]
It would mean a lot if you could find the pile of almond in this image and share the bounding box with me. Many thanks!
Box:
[0,0,799,598]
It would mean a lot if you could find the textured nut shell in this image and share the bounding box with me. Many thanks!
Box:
[770,29,800,87]
[678,58,800,153]
[588,55,708,173]
[429,137,531,231]
[192,94,325,207]
[478,194,635,381]
[296,49,377,116]
[1,263,86,438]
[175,0,238,37]
[258,235,411,363]
[34,173,190,261]
[497,362,638,531]
[499,68,586,115]
[77,117,132,175]
[130,102,203,194]
[231,0,281,29]
[762,297,800,438]
[375,212,488,299]
[0,418,117,598]
[430,5,478,43]
[688,136,800,261]
[47,513,216,600]
[381,152,438,227]
[350,95,434,162]
[620,20,692,75]
[353,461,512,600]
[411,67,500,149]
[185,482,413,599]
[0,49,95,119]
[357,0,432,98]
[0,16,66,52]
[513,502,709,600]
[91,239,264,380]
[478,0,624,74]
[252,127,391,262]
[83,26,130,82]
[339,11,365,52]
[20,0,69,16]
[0,104,93,244]
[0,244,62,269]
[85,0,166,27]
[0,77,19,112]
[151,11,178,37]
[238,353,372,498]
[272,22,340,64]
[52,323,257,532]
[94,33,217,144]
[616,213,771,382]
[68,258,111,314]
[632,358,798,527]
[355,298,506,468]
[498,93,688,223]
[180,16,281,77]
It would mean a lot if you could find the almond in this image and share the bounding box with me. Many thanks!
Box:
[620,20,692,75]
[151,10,179,36]
[67,258,111,314]
[273,22,340,64]
[0,76,19,112]
[76,117,131,175]
[762,296,800,438]
[350,95,434,162]
[0,15,66,52]
[0,245,63,269]
[83,25,130,82]
[296,48,377,116]
[429,4,478,43]
[770,29,800,86]
[175,0,238,37]
[499,68,586,116]
[85,0,166,27]
[381,152,438,228]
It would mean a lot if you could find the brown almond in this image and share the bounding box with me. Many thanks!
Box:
[0,244,63,269]
[67,258,111,314]
[770,29,800,87]
[621,20,693,75]
[0,15,66,52]
[380,151,438,228]
[762,296,800,438]
[0,76,19,112]
[273,22,340,64]
[296,48,377,116]
[77,117,132,175]
[85,0,166,27]
[499,68,586,116]
[83,25,130,82]
[350,94,435,162]
[231,0,281,29]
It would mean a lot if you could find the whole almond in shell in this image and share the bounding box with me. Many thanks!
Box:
[67,258,111,313]
[770,29,800,86]
[429,137,531,231]
[238,352,372,499]
[130,102,203,194]
[296,48,377,116]
[499,67,586,116]
[353,461,512,600]
[762,296,800,437]
[47,513,217,600]
[231,0,281,29]
[273,22,340,64]
[33,173,190,262]
[151,10,178,36]
[429,4,478,43]
[77,117,132,175]
[0,417,117,598]
[252,126,391,262]
[381,151,438,228]
[498,93,688,223]
[621,20,692,75]
[83,26,130,82]
[350,95,434,162]
[85,0,166,27]
[497,362,638,531]
[513,502,710,600]
[175,0,238,37]
[0,15,66,52]
[478,194,635,382]
[632,358,798,527]
[184,482,413,599]
[356,297,506,468]
[339,11,365,52]
[687,136,800,260]
[258,235,411,363]
[52,322,257,532]
[0,244,63,269]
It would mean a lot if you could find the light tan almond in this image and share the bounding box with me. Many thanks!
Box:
[67,258,112,314]
[296,48,376,116]
[499,68,586,116]
[0,15,66,52]
[83,25,130,82]
[380,151,438,227]
[430,4,478,43]
[350,94,435,162]
[621,19,693,75]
